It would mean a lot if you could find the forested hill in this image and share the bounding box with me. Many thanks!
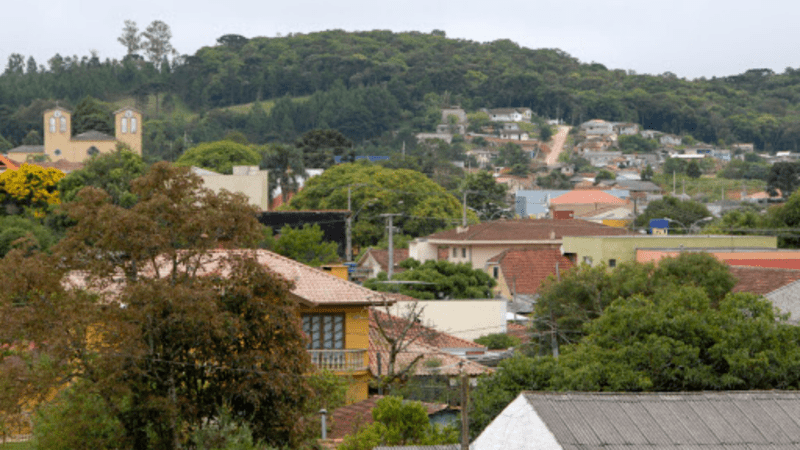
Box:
[3,29,800,153]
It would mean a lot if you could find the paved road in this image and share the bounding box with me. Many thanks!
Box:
[545,125,571,166]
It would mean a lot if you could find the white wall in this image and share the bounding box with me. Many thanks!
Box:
[201,168,269,211]
[473,395,563,450]
[390,299,506,342]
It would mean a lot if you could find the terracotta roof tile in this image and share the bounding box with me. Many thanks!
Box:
[0,155,20,170]
[329,396,450,439]
[506,323,531,344]
[730,266,800,295]
[359,248,409,273]
[422,219,632,242]
[488,249,574,295]
[549,190,627,205]
[370,310,485,350]
[369,310,491,377]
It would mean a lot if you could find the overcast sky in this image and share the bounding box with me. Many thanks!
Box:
[3,0,796,80]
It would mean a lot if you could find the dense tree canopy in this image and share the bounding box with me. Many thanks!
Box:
[1,163,322,449]
[633,196,712,231]
[364,259,496,299]
[58,147,147,207]
[286,162,473,247]
[175,139,261,174]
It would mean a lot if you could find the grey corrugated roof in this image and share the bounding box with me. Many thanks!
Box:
[523,391,800,449]
[73,130,116,141]
[7,145,44,154]
[614,180,663,192]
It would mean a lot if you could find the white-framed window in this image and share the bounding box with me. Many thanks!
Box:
[121,118,128,133]
[59,117,67,133]
[49,117,56,133]
[130,117,137,133]
[462,248,467,258]
[302,314,345,349]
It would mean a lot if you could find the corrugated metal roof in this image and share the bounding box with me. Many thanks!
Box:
[521,392,800,449]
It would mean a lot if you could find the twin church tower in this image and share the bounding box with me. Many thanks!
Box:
[41,107,142,163]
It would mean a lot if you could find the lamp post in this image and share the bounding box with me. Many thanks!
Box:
[662,216,713,234]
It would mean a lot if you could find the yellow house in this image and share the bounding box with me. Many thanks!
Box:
[247,250,394,403]
[7,106,142,163]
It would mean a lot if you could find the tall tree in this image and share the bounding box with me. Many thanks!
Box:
[1,163,318,449]
[4,53,24,75]
[175,140,261,174]
[141,20,176,71]
[295,129,354,169]
[58,146,147,207]
[117,20,142,57]
[260,143,306,205]
[71,96,114,136]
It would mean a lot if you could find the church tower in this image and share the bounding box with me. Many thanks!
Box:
[43,107,72,159]
[114,108,143,156]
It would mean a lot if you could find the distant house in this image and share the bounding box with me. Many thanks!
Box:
[356,248,410,279]
[660,133,682,146]
[436,123,467,135]
[409,219,632,272]
[484,108,533,122]
[732,142,754,152]
[498,130,530,141]
[485,248,574,299]
[440,108,467,124]
[473,391,800,450]
[548,189,630,217]
[640,129,663,139]
[576,137,614,154]
[614,122,639,135]
[580,119,614,135]
[415,133,453,144]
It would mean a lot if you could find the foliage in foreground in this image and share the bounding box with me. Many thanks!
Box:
[474,333,520,350]
[1,164,320,449]
[364,259,496,299]
[339,396,458,450]
[471,255,800,438]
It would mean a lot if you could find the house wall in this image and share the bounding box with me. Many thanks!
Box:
[447,243,560,273]
[409,239,440,263]
[637,249,800,269]
[200,170,270,211]
[299,305,371,402]
[472,395,562,450]
[564,236,778,267]
[389,300,507,341]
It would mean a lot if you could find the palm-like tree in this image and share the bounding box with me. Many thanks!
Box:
[261,143,307,206]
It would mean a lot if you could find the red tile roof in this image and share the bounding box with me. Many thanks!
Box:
[506,323,531,344]
[329,396,450,439]
[730,266,800,295]
[370,310,485,351]
[423,219,633,242]
[0,155,20,171]
[549,190,627,205]
[369,310,491,378]
[358,248,410,273]
[487,249,574,295]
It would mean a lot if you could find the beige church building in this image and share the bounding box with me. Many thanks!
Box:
[7,107,142,163]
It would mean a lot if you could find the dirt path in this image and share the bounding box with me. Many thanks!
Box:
[545,125,571,166]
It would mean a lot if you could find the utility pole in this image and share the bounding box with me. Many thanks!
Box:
[346,185,353,262]
[460,363,469,450]
[381,213,402,280]
[462,190,479,227]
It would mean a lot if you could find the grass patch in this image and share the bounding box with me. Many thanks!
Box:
[219,95,311,115]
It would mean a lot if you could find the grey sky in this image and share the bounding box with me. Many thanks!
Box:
[3,0,796,80]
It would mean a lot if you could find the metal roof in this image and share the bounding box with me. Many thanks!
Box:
[522,391,800,449]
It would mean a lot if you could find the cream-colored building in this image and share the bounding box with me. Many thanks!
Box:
[7,107,142,163]
[193,166,270,212]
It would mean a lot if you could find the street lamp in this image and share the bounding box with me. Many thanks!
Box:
[662,216,713,234]
[689,216,714,234]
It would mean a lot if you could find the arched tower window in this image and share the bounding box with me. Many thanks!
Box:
[59,117,67,133]
[130,117,138,133]
[121,118,128,133]
[49,117,56,133]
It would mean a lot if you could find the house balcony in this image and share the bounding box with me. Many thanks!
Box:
[308,349,368,372]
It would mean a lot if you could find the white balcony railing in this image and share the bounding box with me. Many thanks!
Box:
[308,349,367,371]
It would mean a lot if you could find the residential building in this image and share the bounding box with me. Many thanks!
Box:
[243,250,394,403]
[576,204,635,228]
[436,123,467,135]
[473,391,800,450]
[7,106,143,163]
[660,133,682,146]
[258,210,349,258]
[636,247,800,269]
[498,130,529,141]
[563,235,778,268]
[514,189,630,218]
[640,129,662,139]
[193,165,270,211]
[409,219,632,272]
[356,248,410,279]
[484,107,532,122]
[731,143,754,152]
[415,133,453,144]
[388,299,507,341]
[548,189,630,217]
[614,122,639,135]
[580,119,614,135]
[485,248,574,299]
[440,108,467,124]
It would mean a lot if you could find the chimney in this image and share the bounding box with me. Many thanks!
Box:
[549,230,556,240]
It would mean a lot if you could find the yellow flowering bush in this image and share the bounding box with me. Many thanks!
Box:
[0,164,65,214]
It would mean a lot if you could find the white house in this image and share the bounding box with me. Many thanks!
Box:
[484,108,533,122]
[580,119,614,135]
